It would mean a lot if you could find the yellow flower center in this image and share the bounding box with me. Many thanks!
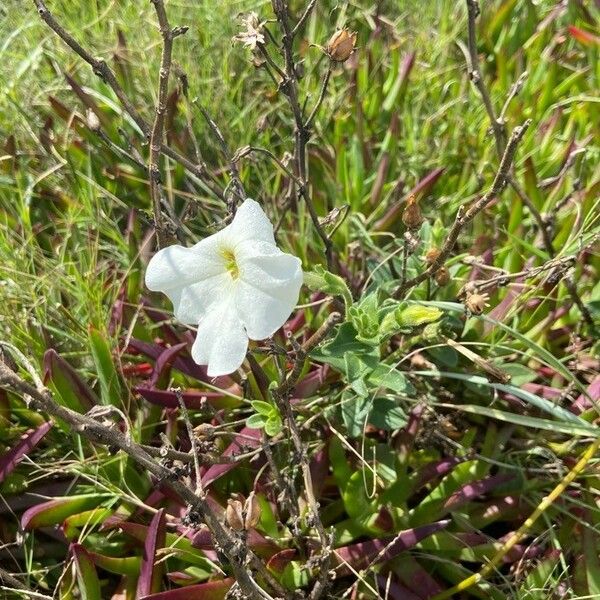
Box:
[221,247,239,280]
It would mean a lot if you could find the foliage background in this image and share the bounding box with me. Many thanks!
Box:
[0,0,598,599]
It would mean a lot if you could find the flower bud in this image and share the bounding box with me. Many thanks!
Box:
[434,266,450,286]
[401,196,423,230]
[244,492,261,530]
[226,499,244,531]
[465,292,489,315]
[326,29,357,62]
[86,109,101,132]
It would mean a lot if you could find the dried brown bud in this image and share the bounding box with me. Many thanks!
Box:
[86,109,101,132]
[434,266,450,286]
[226,499,244,531]
[465,292,489,315]
[401,196,423,229]
[244,492,261,530]
[424,247,441,264]
[193,423,215,439]
[326,29,357,62]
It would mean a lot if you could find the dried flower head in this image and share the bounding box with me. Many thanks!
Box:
[244,492,261,529]
[326,28,357,62]
[233,12,265,51]
[402,195,423,230]
[226,499,245,531]
[465,292,489,315]
[424,247,441,264]
[434,266,450,286]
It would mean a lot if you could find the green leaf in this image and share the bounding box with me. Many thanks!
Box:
[344,353,372,397]
[368,398,407,431]
[246,414,266,430]
[89,327,122,406]
[312,322,379,371]
[264,414,283,436]
[341,394,371,437]
[251,401,274,416]
[72,544,102,600]
[368,365,414,394]
[303,266,353,307]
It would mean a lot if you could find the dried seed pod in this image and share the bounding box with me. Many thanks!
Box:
[424,247,441,264]
[434,266,450,286]
[465,292,489,315]
[226,499,244,531]
[401,196,423,230]
[326,29,357,62]
[244,492,261,530]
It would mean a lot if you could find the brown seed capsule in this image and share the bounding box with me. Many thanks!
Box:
[424,247,441,264]
[434,266,450,286]
[244,492,261,530]
[402,196,423,230]
[326,29,357,62]
[465,292,489,315]
[226,499,244,531]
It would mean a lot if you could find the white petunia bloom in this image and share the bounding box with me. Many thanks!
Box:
[145,199,303,377]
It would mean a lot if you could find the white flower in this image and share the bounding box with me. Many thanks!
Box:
[145,199,303,377]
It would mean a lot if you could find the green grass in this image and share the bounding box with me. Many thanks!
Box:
[0,0,599,598]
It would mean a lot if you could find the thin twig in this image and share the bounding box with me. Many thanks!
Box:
[394,120,531,298]
[291,0,319,37]
[194,101,246,212]
[174,388,204,496]
[148,1,188,247]
[270,0,335,271]
[273,311,341,600]
[31,0,225,203]
[462,0,594,327]
[0,358,285,600]
[305,62,332,130]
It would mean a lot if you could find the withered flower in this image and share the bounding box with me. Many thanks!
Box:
[402,195,423,230]
[226,499,245,531]
[434,266,450,286]
[244,492,261,529]
[424,247,441,265]
[465,292,489,315]
[233,12,265,51]
[326,28,357,62]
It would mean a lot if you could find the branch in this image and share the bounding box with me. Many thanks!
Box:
[31,0,225,204]
[394,120,531,298]
[270,0,335,271]
[148,1,188,247]
[0,358,286,600]
[462,0,594,327]
[273,311,341,600]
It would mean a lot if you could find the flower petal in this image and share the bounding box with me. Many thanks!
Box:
[191,298,249,376]
[145,234,228,323]
[173,273,232,325]
[234,241,303,339]
[226,199,275,247]
[145,235,225,293]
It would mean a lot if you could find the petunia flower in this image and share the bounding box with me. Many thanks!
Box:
[145,199,303,377]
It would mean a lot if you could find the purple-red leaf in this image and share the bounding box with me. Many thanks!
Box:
[201,427,261,487]
[137,508,166,598]
[413,457,463,490]
[0,421,52,483]
[135,387,241,410]
[22,494,105,530]
[334,520,450,575]
[443,474,512,511]
[140,578,233,600]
